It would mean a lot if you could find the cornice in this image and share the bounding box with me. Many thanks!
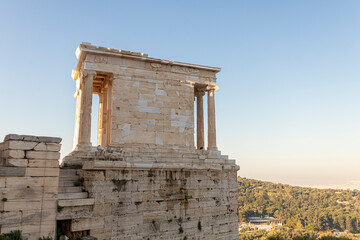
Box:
[72,42,221,80]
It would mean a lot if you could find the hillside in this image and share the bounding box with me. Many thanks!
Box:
[238,177,360,232]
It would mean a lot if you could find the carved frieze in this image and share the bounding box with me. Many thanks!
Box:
[94,56,108,64]
[150,63,162,69]
[171,65,200,74]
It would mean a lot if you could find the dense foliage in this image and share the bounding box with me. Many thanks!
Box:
[239,227,357,240]
[0,230,51,240]
[238,177,360,233]
[0,230,23,240]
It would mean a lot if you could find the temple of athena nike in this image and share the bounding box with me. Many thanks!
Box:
[0,43,239,240]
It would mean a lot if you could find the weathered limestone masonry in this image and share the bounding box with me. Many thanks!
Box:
[0,134,61,240]
[59,43,240,240]
[0,43,239,240]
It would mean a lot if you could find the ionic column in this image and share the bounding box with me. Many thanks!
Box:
[101,87,108,147]
[77,70,96,150]
[207,87,217,150]
[97,92,103,146]
[195,90,205,149]
[73,78,82,150]
[106,74,115,146]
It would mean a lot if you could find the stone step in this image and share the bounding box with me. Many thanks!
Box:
[59,175,79,181]
[58,192,88,200]
[59,186,84,193]
[58,180,78,187]
[58,198,94,207]
[59,169,79,177]
[124,153,201,157]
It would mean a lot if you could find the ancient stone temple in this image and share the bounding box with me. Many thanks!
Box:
[0,43,239,240]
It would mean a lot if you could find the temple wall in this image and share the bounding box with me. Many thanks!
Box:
[112,70,195,148]
[82,53,218,148]
[0,134,61,240]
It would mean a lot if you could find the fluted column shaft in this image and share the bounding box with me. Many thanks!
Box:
[207,88,217,150]
[77,70,96,149]
[97,92,103,146]
[196,91,205,149]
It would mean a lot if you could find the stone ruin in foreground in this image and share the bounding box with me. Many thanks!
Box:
[0,43,239,240]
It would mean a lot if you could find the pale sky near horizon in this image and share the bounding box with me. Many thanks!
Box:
[0,1,359,186]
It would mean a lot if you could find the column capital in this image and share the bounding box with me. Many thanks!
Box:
[195,89,206,97]
[80,70,97,79]
[206,85,219,92]
[195,84,207,97]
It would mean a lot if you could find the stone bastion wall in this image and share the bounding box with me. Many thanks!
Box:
[61,146,239,240]
[0,134,62,239]
[0,134,239,240]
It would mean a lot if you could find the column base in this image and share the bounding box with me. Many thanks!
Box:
[207,147,218,151]
[207,148,220,157]
[74,144,92,152]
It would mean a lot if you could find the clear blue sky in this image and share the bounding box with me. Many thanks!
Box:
[1,1,359,186]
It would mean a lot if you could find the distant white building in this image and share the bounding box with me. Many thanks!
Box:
[239,217,282,231]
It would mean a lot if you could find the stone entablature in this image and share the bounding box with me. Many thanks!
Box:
[72,42,221,152]
[72,43,221,81]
